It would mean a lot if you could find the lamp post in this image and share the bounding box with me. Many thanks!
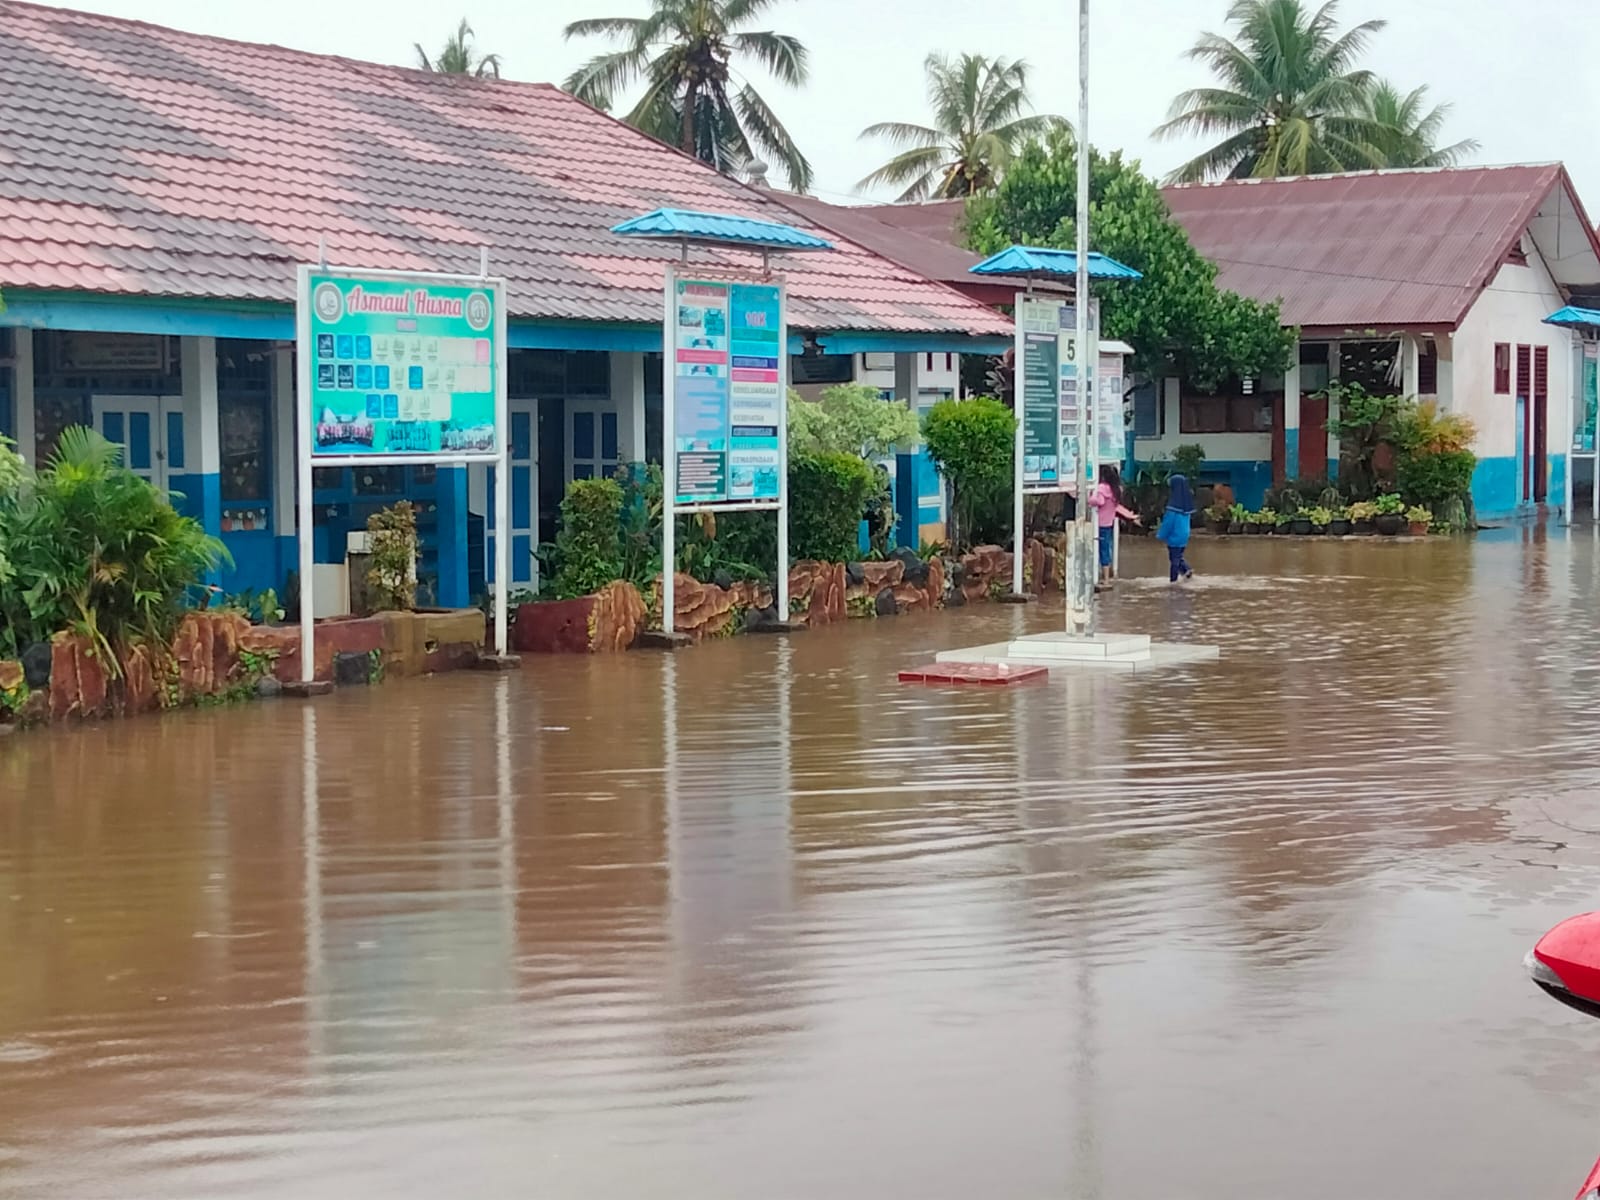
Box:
[1066,0,1096,636]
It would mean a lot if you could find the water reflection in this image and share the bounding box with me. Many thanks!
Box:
[3,536,1600,1197]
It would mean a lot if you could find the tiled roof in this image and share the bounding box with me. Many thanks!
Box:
[0,1,1011,338]
[1161,165,1600,332]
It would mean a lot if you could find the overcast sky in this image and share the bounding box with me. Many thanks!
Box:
[48,0,1600,208]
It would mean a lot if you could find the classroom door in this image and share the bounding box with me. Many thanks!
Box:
[487,398,539,588]
[91,395,180,491]
[566,401,620,482]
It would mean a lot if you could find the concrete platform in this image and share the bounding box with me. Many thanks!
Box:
[283,679,334,698]
[637,630,693,650]
[473,653,523,671]
[935,630,1219,674]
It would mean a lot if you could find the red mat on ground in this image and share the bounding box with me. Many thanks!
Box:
[898,662,1048,686]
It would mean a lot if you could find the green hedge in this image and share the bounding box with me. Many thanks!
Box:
[789,450,880,563]
[922,397,1015,547]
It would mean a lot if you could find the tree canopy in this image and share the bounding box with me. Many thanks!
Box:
[414,19,502,78]
[1155,0,1474,182]
[965,133,1296,389]
[856,53,1066,201]
[563,0,813,191]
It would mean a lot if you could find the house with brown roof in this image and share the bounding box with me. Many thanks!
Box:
[857,166,1600,518]
[0,1,1010,603]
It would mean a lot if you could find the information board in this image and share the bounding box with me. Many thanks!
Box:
[671,275,784,507]
[304,270,501,459]
[1017,296,1064,491]
[1579,344,1598,453]
[1058,302,1099,487]
[1095,351,1125,464]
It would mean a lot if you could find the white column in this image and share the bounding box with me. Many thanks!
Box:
[180,336,221,477]
[13,328,34,464]
[1284,355,1302,480]
[1325,342,1342,470]
[1436,335,1455,410]
[1401,335,1421,397]
[610,351,647,463]
[273,345,296,537]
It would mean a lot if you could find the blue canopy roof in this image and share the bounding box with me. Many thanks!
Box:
[611,207,833,251]
[969,246,1143,281]
[1544,305,1600,329]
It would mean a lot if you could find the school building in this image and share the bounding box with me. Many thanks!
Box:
[0,1,1010,608]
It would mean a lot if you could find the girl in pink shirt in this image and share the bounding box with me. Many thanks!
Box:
[1087,464,1140,585]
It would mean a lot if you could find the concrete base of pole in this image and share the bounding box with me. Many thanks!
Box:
[1065,521,1097,634]
[998,592,1037,604]
[283,679,334,698]
[473,653,523,671]
[638,630,693,650]
[745,620,805,634]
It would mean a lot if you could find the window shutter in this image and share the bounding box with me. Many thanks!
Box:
[1418,342,1438,394]
[1534,346,1549,399]
[1516,345,1532,397]
[1493,343,1511,394]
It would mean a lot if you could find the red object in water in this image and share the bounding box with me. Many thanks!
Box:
[1526,912,1600,1198]
[898,662,1047,686]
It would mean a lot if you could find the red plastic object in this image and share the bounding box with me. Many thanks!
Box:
[1533,913,1600,1007]
[898,662,1048,686]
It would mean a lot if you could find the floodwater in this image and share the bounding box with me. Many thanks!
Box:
[5,531,1600,1199]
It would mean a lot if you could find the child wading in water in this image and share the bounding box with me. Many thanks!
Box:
[1157,473,1195,583]
[1087,464,1139,586]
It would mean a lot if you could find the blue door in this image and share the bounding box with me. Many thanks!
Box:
[92,395,179,491]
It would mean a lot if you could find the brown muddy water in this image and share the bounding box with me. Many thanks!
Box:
[4,530,1600,1199]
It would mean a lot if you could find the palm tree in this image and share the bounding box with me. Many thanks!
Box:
[856,53,1066,201]
[1354,79,1479,168]
[415,18,502,78]
[1155,0,1391,182]
[563,0,813,191]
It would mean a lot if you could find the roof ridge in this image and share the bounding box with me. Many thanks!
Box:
[1163,162,1562,190]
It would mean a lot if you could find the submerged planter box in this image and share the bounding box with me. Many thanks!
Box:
[512,581,646,654]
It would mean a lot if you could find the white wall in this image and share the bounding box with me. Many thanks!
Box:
[1452,241,1574,461]
[855,351,958,399]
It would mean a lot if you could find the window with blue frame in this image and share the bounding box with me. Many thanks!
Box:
[217,340,273,534]
[32,332,179,462]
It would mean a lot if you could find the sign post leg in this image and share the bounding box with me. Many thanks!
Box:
[296,271,317,684]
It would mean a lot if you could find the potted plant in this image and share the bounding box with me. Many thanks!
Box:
[1289,508,1314,536]
[1373,492,1406,536]
[1206,502,1233,534]
[1228,502,1249,534]
[1306,506,1333,535]
[1347,500,1377,534]
[1270,510,1293,534]
[1406,504,1433,536]
[1327,505,1352,536]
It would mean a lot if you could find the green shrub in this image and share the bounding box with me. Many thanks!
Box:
[789,450,879,562]
[548,477,625,600]
[365,501,418,613]
[788,383,919,458]
[922,397,1015,547]
[0,427,227,665]
[1397,448,1476,510]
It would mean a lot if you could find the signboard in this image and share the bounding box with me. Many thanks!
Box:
[57,332,168,373]
[1578,344,1598,453]
[1059,302,1099,487]
[1017,296,1064,491]
[304,269,501,459]
[1095,351,1125,464]
[670,274,784,507]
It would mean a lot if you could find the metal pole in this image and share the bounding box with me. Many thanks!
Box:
[492,273,510,656]
[1068,0,1096,635]
[776,282,791,620]
[661,269,677,634]
[296,265,316,682]
[1011,285,1028,596]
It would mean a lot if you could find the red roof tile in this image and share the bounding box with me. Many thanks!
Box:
[0,1,1010,338]
[1161,165,1599,332]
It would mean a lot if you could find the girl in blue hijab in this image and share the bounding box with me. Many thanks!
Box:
[1156,474,1195,583]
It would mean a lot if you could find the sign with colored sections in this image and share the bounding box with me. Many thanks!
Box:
[1579,344,1598,453]
[1058,301,1099,488]
[1017,296,1064,491]
[1096,351,1125,465]
[671,275,784,507]
[303,270,501,458]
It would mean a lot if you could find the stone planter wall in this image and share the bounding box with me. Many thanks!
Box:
[512,581,646,654]
[0,607,487,731]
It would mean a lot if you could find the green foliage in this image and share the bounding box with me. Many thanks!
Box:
[788,384,919,459]
[366,501,418,613]
[856,52,1066,200]
[921,397,1015,548]
[965,133,1296,388]
[1325,380,1406,498]
[563,0,814,190]
[1373,492,1405,516]
[0,427,227,665]
[1171,443,1207,479]
[1154,0,1475,182]
[414,17,501,76]
[788,451,878,563]
[1405,505,1433,525]
[549,477,626,600]
[218,586,284,625]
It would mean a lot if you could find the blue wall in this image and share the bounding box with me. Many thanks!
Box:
[1137,457,1274,510]
[1470,454,1567,522]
